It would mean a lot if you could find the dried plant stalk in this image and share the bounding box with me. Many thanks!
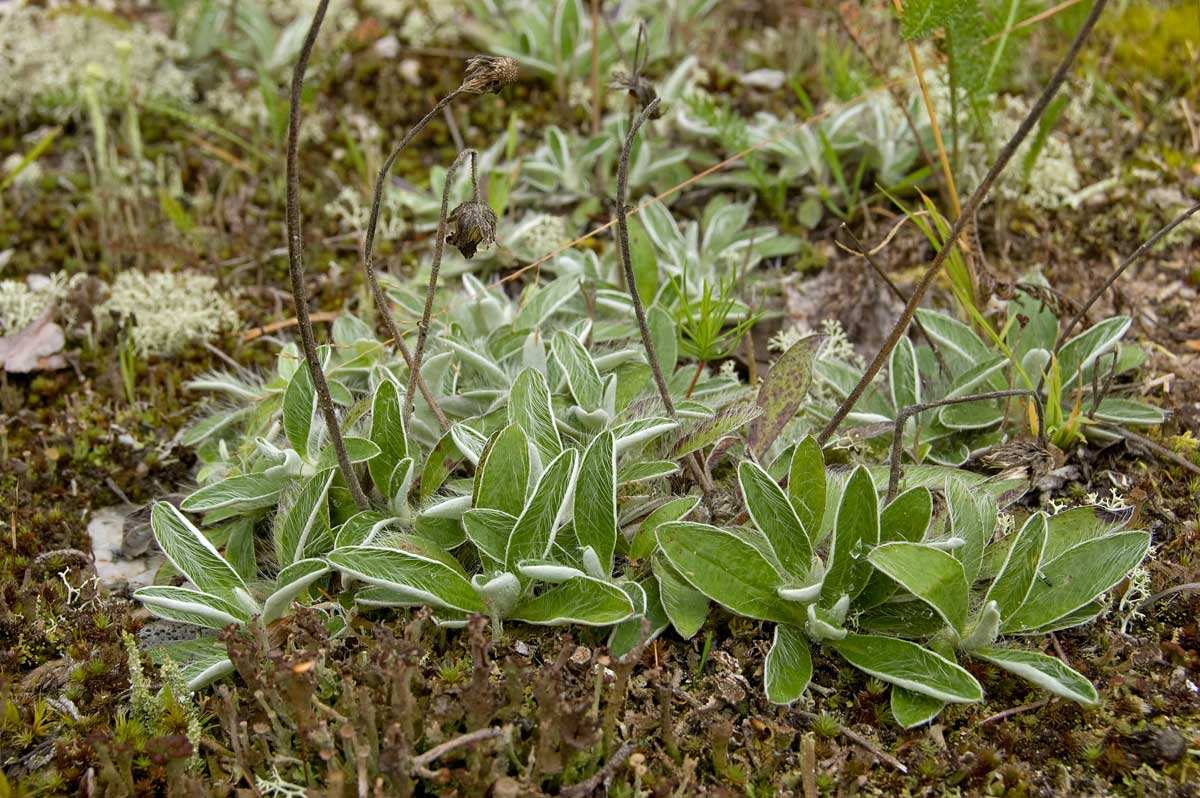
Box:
[286,0,368,509]
[402,149,482,423]
[818,0,1111,444]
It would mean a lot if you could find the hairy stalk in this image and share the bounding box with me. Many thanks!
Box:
[403,149,478,422]
[887,389,1046,501]
[615,98,713,494]
[361,91,465,432]
[1056,200,1200,348]
[286,0,368,510]
[616,99,673,414]
[818,0,1110,444]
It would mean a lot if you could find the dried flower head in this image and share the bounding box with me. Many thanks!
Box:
[978,438,1065,484]
[460,56,519,95]
[446,200,498,259]
[613,74,662,118]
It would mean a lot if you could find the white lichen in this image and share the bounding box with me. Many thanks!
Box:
[98,270,239,357]
[506,213,571,262]
[0,272,87,333]
[0,3,194,120]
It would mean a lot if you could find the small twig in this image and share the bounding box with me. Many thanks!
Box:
[410,726,509,779]
[286,0,368,510]
[982,0,1085,45]
[1138,582,1200,612]
[837,224,949,375]
[1049,632,1070,665]
[104,477,132,506]
[889,389,1046,501]
[1098,424,1200,475]
[402,149,477,423]
[1056,200,1200,348]
[242,311,339,343]
[979,698,1049,726]
[819,0,1111,445]
[561,740,637,797]
[795,710,907,774]
[203,341,250,375]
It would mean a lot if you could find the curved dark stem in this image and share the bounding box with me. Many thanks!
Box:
[818,0,1110,445]
[286,0,368,510]
[1055,200,1200,349]
[1099,424,1200,476]
[403,149,477,423]
[615,98,712,495]
[361,91,465,433]
[887,389,1046,501]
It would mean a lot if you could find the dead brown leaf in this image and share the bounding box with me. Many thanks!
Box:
[0,304,66,373]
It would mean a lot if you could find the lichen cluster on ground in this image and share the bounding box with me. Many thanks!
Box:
[2,1,1199,796]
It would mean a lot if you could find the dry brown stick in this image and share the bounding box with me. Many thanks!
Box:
[1055,200,1200,348]
[795,710,908,773]
[979,699,1049,726]
[818,0,1111,445]
[836,224,949,374]
[286,0,368,510]
[561,740,638,797]
[242,311,339,343]
[410,726,509,779]
[1098,424,1200,476]
[1137,582,1200,612]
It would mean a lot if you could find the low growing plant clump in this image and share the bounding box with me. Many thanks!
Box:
[123,0,1173,749]
[6,0,1197,794]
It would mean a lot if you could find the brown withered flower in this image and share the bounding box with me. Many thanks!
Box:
[612,21,662,118]
[460,56,519,95]
[446,200,497,259]
[978,438,1065,485]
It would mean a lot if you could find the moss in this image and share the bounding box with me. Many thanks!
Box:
[1103,3,1200,91]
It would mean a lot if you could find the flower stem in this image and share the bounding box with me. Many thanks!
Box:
[361,91,466,433]
[286,0,368,510]
[402,149,478,424]
[615,98,713,495]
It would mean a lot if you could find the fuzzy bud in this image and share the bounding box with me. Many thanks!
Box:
[460,56,519,95]
[446,200,497,259]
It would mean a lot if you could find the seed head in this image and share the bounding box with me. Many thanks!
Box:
[460,56,519,95]
[446,200,497,259]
